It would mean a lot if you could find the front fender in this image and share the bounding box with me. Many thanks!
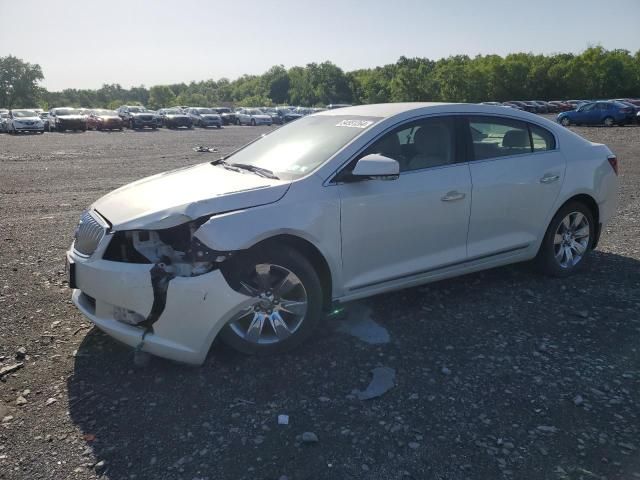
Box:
[193,183,343,298]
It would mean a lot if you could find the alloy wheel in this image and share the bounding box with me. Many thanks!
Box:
[229,263,308,344]
[553,212,590,269]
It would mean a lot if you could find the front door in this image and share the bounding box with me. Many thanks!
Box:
[338,116,472,291]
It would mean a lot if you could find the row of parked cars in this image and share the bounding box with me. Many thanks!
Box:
[0,104,339,133]
[481,98,640,127]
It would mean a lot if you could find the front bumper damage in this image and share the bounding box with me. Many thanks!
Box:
[68,218,253,365]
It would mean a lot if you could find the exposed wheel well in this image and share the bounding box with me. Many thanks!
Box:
[251,235,333,312]
[558,194,601,248]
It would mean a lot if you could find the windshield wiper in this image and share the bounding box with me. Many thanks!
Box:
[228,163,279,179]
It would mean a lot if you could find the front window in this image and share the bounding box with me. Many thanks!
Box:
[12,110,37,117]
[128,107,146,113]
[164,109,182,115]
[93,109,117,116]
[248,109,264,115]
[360,117,456,172]
[55,109,81,116]
[221,115,381,180]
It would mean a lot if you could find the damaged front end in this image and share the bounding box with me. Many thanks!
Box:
[103,220,231,329]
[69,214,256,365]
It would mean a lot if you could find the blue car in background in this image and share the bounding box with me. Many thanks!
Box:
[557,101,634,127]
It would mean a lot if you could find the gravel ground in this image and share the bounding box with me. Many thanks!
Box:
[0,120,639,480]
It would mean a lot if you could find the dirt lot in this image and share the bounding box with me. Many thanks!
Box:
[1,120,639,480]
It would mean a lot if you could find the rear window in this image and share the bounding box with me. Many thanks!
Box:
[467,116,556,160]
[468,116,531,160]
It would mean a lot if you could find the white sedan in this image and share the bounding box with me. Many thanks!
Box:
[7,109,45,134]
[67,103,618,365]
[235,108,273,126]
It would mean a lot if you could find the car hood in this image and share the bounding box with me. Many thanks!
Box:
[58,115,85,120]
[165,114,189,119]
[98,115,121,120]
[201,114,220,119]
[92,162,290,230]
[15,116,42,121]
[130,112,152,117]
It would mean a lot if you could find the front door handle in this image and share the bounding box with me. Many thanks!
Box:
[441,191,466,202]
[540,173,560,184]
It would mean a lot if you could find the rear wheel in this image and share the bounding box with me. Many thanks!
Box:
[535,201,594,277]
[220,246,323,355]
[603,116,614,127]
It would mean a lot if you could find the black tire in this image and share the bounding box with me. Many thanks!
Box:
[534,201,595,277]
[219,246,324,355]
[217,124,222,129]
[251,118,256,126]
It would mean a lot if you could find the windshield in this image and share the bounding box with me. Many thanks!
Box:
[12,110,38,117]
[220,114,381,180]
[129,107,146,113]
[196,108,215,114]
[217,108,230,113]
[93,109,117,116]
[248,109,264,115]
[164,109,182,115]
[56,109,81,116]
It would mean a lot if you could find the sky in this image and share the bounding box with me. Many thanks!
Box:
[1,0,639,91]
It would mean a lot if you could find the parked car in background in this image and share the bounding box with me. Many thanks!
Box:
[215,107,237,125]
[66,102,618,364]
[0,112,10,132]
[116,106,155,129]
[39,112,50,130]
[506,101,536,112]
[158,108,193,129]
[7,109,45,134]
[565,100,587,109]
[87,109,123,131]
[548,101,573,112]
[613,100,640,122]
[49,108,87,132]
[273,107,303,124]
[502,102,524,110]
[557,101,634,127]
[235,108,273,126]
[187,108,222,128]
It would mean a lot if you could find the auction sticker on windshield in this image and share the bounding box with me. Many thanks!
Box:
[335,119,374,128]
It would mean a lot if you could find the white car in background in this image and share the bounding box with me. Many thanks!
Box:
[7,109,45,134]
[187,108,223,128]
[235,108,273,126]
[67,103,618,365]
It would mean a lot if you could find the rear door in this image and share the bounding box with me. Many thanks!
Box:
[464,115,565,258]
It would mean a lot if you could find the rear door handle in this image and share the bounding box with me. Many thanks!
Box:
[540,174,560,184]
[441,191,466,202]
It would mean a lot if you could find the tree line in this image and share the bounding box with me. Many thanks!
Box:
[1,47,639,110]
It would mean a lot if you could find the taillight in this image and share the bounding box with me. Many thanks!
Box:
[607,154,618,175]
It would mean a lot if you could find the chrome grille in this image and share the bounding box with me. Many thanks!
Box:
[73,211,106,256]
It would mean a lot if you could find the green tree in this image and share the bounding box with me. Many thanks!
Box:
[148,85,176,109]
[0,56,44,108]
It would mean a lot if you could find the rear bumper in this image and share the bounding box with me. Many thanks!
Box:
[68,249,253,365]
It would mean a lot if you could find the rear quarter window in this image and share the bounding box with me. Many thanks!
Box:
[530,124,556,151]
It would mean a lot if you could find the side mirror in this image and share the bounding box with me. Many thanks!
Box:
[349,154,399,181]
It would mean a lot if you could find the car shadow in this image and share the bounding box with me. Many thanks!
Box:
[67,251,640,479]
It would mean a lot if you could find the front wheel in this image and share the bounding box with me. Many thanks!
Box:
[220,246,323,355]
[534,201,594,277]
[603,116,614,127]
[560,117,570,127]
[250,119,256,126]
